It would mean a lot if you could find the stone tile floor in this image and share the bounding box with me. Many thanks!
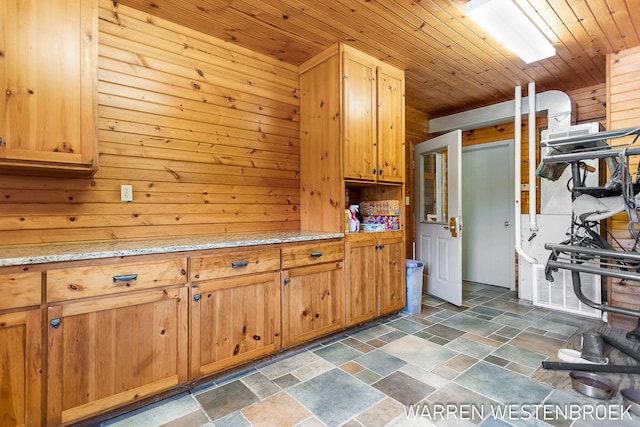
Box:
[101,282,638,427]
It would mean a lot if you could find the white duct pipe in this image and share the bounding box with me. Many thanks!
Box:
[514,85,537,264]
[428,90,573,133]
[528,82,539,234]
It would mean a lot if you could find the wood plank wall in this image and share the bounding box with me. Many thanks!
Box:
[0,0,301,246]
[568,84,607,127]
[606,45,640,330]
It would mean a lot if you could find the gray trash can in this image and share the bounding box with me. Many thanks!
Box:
[403,259,424,315]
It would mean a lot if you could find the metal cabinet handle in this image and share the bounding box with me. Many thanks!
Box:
[193,294,201,302]
[113,274,137,283]
[283,278,290,285]
[231,260,249,268]
[309,251,323,258]
[51,318,61,329]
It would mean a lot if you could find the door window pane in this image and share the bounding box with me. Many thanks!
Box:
[421,148,448,222]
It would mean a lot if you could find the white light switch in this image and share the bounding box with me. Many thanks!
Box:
[121,185,133,202]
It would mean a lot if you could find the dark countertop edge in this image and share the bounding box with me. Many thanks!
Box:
[0,231,344,267]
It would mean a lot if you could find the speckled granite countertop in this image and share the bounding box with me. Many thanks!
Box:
[0,230,344,267]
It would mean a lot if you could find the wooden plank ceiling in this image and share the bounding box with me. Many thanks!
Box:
[114,0,640,118]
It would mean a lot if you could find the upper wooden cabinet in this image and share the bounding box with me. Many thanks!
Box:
[375,63,405,184]
[0,0,98,175]
[343,47,405,184]
[342,49,378,182]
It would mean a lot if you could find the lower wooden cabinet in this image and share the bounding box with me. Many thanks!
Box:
[345,234,377,326]
[378,235,406,315]
[190,272,281,379]
[0,237,405,424]
[345,233,406,326]
[46,287,188,425]
[0,308,43,427]
[282,261,345,347]
[0,270,43,427]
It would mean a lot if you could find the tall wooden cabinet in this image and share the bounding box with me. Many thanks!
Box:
[0,271,43,427]
[299,42,406,233]
[0,0,98,175]
[299,42,407,325]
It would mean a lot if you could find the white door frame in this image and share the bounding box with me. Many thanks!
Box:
[414,130,463,306]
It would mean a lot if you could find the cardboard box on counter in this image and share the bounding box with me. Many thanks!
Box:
[361,200,401,216]
[363,215,399,231]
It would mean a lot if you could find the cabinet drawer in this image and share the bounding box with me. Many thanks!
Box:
[191,247,281,282]
[0,271,41,310]
[282,241,344,269]
[46,258,188,302]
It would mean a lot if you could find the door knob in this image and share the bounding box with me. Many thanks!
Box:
[449,217,458,238]
[504,220,510,227]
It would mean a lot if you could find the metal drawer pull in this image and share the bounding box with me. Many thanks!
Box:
[113,274,138,283]
[309,251,323,258]
[231,260,249,268]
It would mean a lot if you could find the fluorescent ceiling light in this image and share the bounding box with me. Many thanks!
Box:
[465,0,556,64]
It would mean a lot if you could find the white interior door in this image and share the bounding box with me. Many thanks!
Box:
[462,141,515,289]
[414,130,462,306]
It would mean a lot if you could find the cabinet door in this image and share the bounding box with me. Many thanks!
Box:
[345,236,377,326]
[46,287,188,426]
[378,236,406,315]
[343,49,377,181]
[0,308,42,427]
[0,0,97,173]
[376,64,405,184]
[190,272,281,379]
[282,262,344,347]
